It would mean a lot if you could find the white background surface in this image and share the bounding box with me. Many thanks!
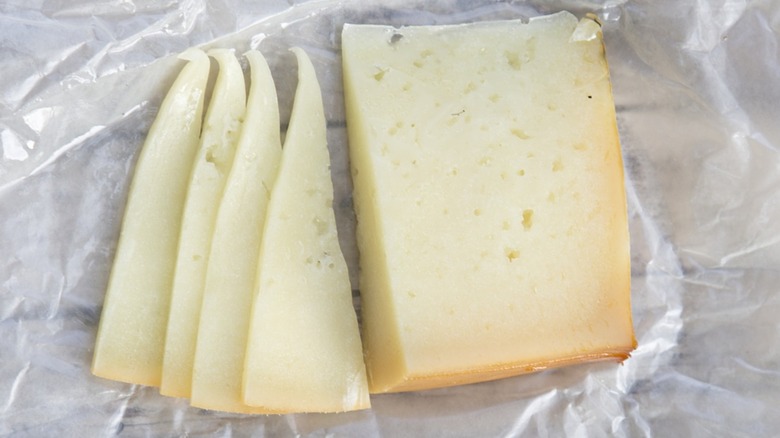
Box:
[1,0,779,436]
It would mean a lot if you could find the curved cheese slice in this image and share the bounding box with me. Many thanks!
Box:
[241,48,370,413]
[188,51,282,413]
[342,12,636,393]
[92,49,210,386]
[161,49,246,398]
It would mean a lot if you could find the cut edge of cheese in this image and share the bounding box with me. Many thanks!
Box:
[342,12,635,394]
[342,54,408,392]
[92,48,210,387]
[161,49,246,398]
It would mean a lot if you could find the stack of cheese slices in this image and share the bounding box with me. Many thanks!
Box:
[92,11,636,413]
[92,48,370,414]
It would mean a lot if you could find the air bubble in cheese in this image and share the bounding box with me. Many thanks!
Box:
[342,12,636,393]
[241,48,370,413]
[92,49,209,386]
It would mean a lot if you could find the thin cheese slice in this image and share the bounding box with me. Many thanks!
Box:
[342,12,636,393]
[92,49,209,386]
[161,49,246,398]
[189,51,282,413]
[241,48,370,413]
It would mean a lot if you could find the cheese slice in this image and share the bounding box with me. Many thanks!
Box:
[342,12,636,393]
[92,49,209,386]
[188,51,282,413]
[161,49,246,398]
[241,48,370,413]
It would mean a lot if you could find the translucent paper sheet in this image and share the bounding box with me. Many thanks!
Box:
[2,0,779,435]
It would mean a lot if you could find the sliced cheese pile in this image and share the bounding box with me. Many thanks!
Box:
[92,47,369,414]
[342,12,636,393]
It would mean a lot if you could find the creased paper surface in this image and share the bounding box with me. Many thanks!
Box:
[1,0,779,436]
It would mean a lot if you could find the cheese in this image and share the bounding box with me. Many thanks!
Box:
[161,49,246,398]
[187,51,281,413]
[92,49,209,386]
[241,48,370,413]
[342,12,636,393]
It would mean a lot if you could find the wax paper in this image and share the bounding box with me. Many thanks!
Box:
[2,0,779,436]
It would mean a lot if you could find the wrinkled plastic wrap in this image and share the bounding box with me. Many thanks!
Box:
[2,0,779,436]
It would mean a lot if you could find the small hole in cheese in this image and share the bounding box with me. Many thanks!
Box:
[373,68,387,81]
[522,209,534,230]
[511,128,530,139]
[205,148,217,163]
[312,216,328,235]
[504,51,522,70]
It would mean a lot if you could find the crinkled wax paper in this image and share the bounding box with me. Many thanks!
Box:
[2,0,779,436]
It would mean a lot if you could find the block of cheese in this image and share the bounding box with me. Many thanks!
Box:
[342,12,636,393]
[161,49,246,398]
[188,51,282,413]
[241,48,370,413]
[92,49,209,386]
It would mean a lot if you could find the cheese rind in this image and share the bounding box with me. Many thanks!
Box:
[187,50,281,414]
[342,12,635,393]
[241,48,370,413]
[161,49,246,398]
[92,49,209,386]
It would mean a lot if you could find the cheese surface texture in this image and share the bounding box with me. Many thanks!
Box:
[242,48,370,413]
[342,12,635,393]
[92,49,209,386]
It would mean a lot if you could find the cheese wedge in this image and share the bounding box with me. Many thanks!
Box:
[342,12,636,393]
[188,51,282,413]
[242,48,370,413]
[161,49,246,397]
[92,49,209,386]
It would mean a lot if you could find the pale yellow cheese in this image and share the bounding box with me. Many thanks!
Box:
[241,48,370,413]
[187,51,282,413]
[342,12,636,393]
[161,49,246,398]
[92,49,209,386]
